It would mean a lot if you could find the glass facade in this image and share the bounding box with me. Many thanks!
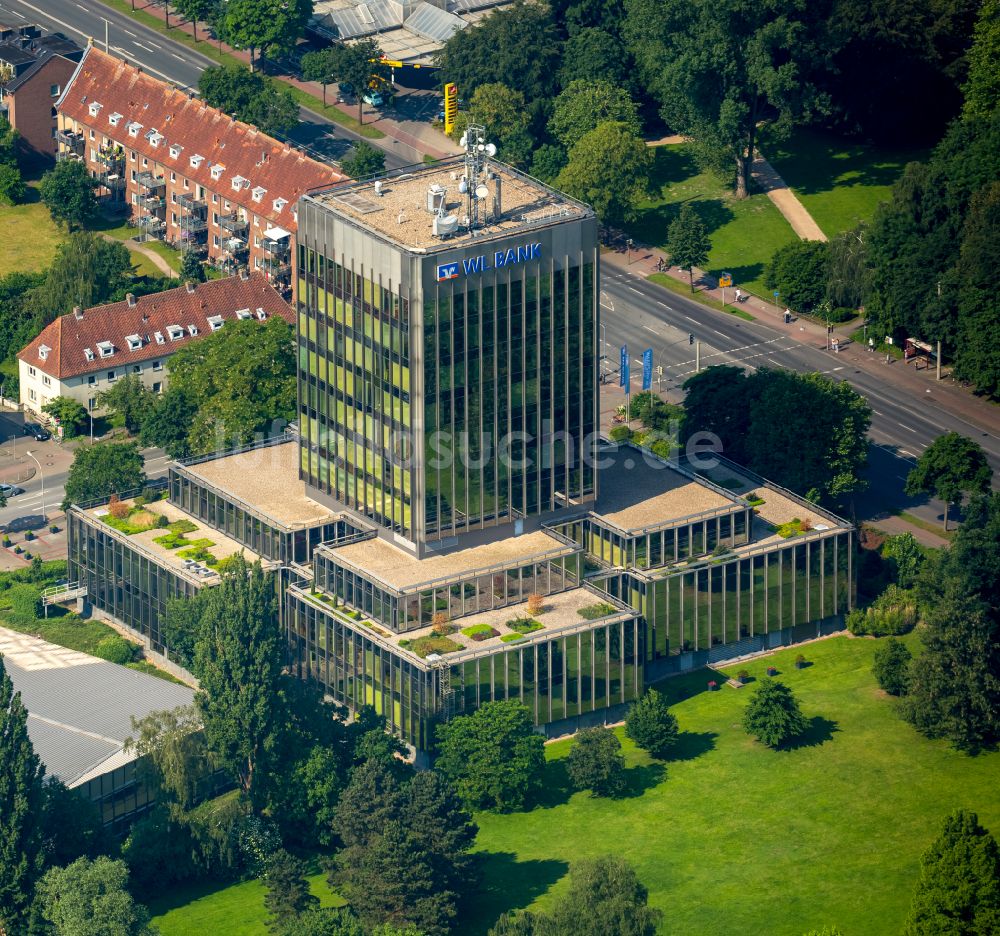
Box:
[68,510,201,655]
[297,246,415,539]
[556,506,751,571]
[169,466,354,565]
[600,530,854,661]
[287,587,642,749]
[75,760,154,836]
[314,546,583,633]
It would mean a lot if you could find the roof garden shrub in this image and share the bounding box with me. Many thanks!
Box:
[507,618,543,634]
[168,519,198,535]
[462,624,499,641]
[577,602,617,620]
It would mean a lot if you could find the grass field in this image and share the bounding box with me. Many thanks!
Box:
[0,187,63,276]
[628,144,798,296]
[468,634,1000,935]
[149,872,345,935]
[765,129,929,238]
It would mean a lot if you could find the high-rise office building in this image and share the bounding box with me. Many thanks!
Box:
[295,129,598,555]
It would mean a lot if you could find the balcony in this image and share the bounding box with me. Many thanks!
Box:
[101,172,126,192]
[140,195,165,209]
[55,129,84,155]
[136,171,165,191]
[97,145,125,170]
[262,237,290,259]
[177,192,207,213]
[223,236,248,255]
[219,213,248,234]
[180,215,208,233]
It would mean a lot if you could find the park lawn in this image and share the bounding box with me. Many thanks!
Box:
[627,143,798,296]
[469,634,1000,936]
[0,190,63,275]
[150,872,345,935]
[765,128,929,238]
[127,248,163,279]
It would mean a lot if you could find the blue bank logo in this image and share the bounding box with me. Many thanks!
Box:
[437,242,542,282]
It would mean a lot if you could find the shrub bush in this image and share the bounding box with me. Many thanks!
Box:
[827,306,857,323]
[168,519,198,535]
[743,678,808,747]
[577,602,617,620]
[872,638,912,696]
[153,513,170,529]
[608,425,632,442]
[107,496,130,520]
[93,634,138,665]
[526,593,545,615]
[23,530,34,541]
[625,688,679,758]
[846,585,918,636]
[567,727,626,797]
[507,618,543,634]
[461,624,499,641]
[6,583,42,618]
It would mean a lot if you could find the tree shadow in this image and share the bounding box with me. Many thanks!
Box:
[782,716,839,751]
[665,730,718,763]
[650,145,699,190]
[619,761,666,798]
[648,668,727,706]
[468,852,569,934]
[531,758,573,810]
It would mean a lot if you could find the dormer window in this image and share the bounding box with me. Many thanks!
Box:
[154,331,165,344]
[38,344,51,362]
[127,121,142,137]
[108,112,123,127]
[145,129,163,146]
[251,185,266,203]
[207,315,224,331]
[231,175,248,191]
[84,348,95,362]
[167,325,184,341]
[272,197,287,212]
[169,143,182,159]
[187,324,198,336]
[256,308,267,321]
[96,340,115,358]
[235,308,251,320]
[210,164,224,180]
[191,154,205,169]
[125,334,142,351]
[88,101,102,117]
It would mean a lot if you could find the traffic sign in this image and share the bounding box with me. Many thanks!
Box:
[443,83,458,135]
[719,272,732,288]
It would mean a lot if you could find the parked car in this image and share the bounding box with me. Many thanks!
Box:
[362,89,384,108]
[22,422,50,441]
[0,483,23,498]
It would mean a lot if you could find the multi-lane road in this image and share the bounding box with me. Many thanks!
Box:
[0,0,414,168]
[599,264,1000,525]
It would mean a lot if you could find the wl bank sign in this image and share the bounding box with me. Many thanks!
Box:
[436,242,541,282]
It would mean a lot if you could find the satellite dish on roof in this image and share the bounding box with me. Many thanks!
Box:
[475,184,489,199]
[459,134,467,147]
[458,177,468,194]
[485,143,497,157]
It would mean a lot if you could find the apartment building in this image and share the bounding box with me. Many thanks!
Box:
[18,273,293,421]
[54,45,344,293]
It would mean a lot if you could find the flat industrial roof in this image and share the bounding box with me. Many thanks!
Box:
[324,528,577,592]
[311,157,590,252]
[594,448,740,532]
[177,442,340,529]
[82,498,274,585]
[0,627,194,787]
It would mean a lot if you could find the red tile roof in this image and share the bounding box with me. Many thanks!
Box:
[58,45,344,231]
[18,273,294,380]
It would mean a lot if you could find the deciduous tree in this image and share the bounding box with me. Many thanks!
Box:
[904,809,1000,936]
[625,0,829,198]
[962,0,1000,119]
[30,232,132,320]
[666,203,710,291]
[218,0,311,70]
[63,441,146,507]
[301,48,340,106]
[39,159,98,229]
[0,654,46,936]
[180,249,206,283]
[264,849,318,932]
[435,699,545,811]
[140,388,198,460]
[0,163,26,205]
[325,39,388,127]
[765,240,829,314]
[35,856,156,936]
[556,121,652,225]
[905,433,992,531]
[549,79,641,150]
[340,140,386,179]
[742,678,808,748]
[559,27,628,87]
[625,688,679,758]
[96,374,155,435]
[42,396,88,439]
[172,0,215,41]
[456,83,533,167]
[198,65,298,134]
[567,726,627,797]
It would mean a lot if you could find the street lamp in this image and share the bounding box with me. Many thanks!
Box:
[25,450,45,521]
[626,238,634,265]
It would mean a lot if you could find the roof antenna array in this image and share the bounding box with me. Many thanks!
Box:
[458,124,496,231]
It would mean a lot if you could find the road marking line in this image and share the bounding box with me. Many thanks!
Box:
[172,52,186,60]
[642,325,657,334]
[901,425,917,433]
[124,28,137,37]
[133,40,156,52]
[683,315,697,323]
[627,286,642,294]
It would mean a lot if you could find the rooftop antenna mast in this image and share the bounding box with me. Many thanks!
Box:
[458,124,496,230]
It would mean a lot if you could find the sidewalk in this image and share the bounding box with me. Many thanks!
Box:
[122,2,457,163]
[602,244,1000,438]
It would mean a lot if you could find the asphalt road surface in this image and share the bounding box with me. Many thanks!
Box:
[599,265,1000,526]
[0,0,413,169]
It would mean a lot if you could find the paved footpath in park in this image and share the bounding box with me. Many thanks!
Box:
[648,136,828,242]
